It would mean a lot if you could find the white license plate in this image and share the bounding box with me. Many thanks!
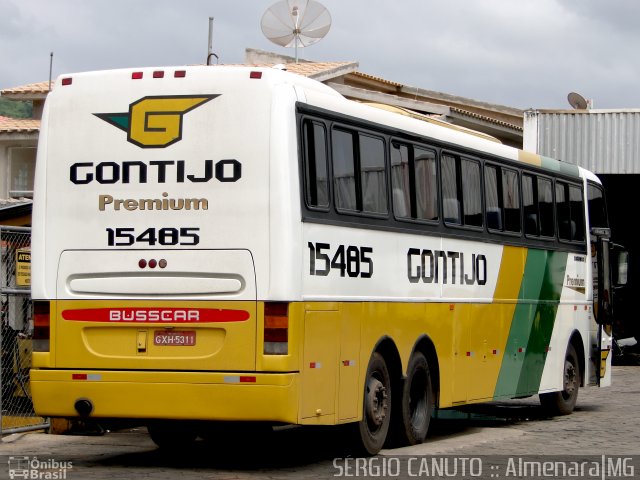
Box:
[153,331,196,346]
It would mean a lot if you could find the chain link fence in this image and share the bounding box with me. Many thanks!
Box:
[1,226,48,435]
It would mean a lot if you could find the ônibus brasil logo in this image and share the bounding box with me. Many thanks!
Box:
[94,95,218,148]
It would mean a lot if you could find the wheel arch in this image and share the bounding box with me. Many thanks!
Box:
[372,336,403,388]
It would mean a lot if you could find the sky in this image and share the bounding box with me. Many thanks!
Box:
[2,0,640,110]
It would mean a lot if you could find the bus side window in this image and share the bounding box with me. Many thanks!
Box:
[414,147,438,221]
[523,174,538,236]
[587,183,608,229]
[569,185,585,242]
[391,142,411,219]
[332,128,358,211]
[556,182,571,240]
[462,159,482,227]
[442,154,461,224]
[502,168,521,233]
[359,134,388,214]
[484,165,502,230]
[538,177,554,237]
[303,120,329,208]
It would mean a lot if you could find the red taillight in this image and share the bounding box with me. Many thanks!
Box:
[132,72,143,80]
[264,302,288,355]
[33,301,50,352]
[174,70,186,78]
[153,70,164,78]
[250,71,263,79]
[61,77,72,86]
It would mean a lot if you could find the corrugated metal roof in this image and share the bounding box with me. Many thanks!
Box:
[525,110,640,174]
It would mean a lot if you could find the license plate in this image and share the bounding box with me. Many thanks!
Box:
[153,330,196,346]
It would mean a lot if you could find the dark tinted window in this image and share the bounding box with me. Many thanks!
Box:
[462,159,482,227]
[503,168,520,233]
[556,182,571,240]
[587,183,608,229]
[442,154,461,224]
[538,177,554,237]
[569,185,585,242]
[303,120,329,208]
[332,129,356,211]
[523,174,538,235]
[359,134,387,214]
[485,166,501,230]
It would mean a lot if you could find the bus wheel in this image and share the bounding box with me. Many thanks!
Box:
[539,344,580,416]
[352,352,392,455]
[400,351,434,445]
[147,420,197,450]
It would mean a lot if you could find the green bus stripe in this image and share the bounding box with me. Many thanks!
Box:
[516,250,568,395]
[494,249,567,398]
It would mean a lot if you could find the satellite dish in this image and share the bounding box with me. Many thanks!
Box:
[261,0,331,63]
[568,92,589,110]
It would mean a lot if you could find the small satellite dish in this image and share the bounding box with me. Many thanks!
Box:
[568,92,589,110]
[261,0,331,63]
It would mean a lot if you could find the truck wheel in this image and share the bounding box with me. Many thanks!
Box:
[147,420,197,450]
[350,352,392,456]
[539,344,580,415]
[400,351,434,445]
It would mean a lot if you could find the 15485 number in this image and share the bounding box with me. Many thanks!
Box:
[106,227,200,246]
[308,242,373,278]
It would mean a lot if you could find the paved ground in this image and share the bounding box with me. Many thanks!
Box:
[1,364,639,479]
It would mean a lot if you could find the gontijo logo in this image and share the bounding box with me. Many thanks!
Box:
[94,95,218,148]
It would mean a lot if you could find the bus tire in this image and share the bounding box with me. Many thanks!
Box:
[351,352,392,456]
[400,351,434,445]
[539,344,580,416]
[147,420,197,450]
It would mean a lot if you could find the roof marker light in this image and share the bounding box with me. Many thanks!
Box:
[250,71,263,79]
[61,78,73,86]
[132,72,143,80]
[174,70,186,78]
[153,71,165,78]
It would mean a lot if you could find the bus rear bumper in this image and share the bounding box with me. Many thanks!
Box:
[30,369,299,424]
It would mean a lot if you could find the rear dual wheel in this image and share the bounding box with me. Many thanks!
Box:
[399,351,434,445]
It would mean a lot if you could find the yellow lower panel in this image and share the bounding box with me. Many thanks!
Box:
[30,370,299,424]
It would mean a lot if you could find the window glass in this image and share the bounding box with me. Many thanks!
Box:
[484,166,501,230]
[587,184,608,229]
[556,182,571,240]
[502,169,520,233]
[414,147,438,221]
[569,185,585,242]
[9,147,36,198]
[442,155,460,224]
[359,135,387,214]
[332,129,357,211]
[461,159,482,227]
[303,120,328,208]
[538,177,554,237]
[391,143,411,218]
[523,174,538,236]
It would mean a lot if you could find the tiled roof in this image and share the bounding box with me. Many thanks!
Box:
[451,107,523,131]
[350,71,404,88]
[1,81,50,95]
[0,116,40,133]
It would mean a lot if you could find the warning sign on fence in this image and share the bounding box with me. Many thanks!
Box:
[16,248,31,287]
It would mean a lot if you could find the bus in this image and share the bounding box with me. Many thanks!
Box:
[30,66,626,455]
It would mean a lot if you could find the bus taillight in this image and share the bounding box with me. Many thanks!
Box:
[264,302,288,355]
[33,301,51,352]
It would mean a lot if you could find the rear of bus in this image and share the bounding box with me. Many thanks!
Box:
[30,66,306,429]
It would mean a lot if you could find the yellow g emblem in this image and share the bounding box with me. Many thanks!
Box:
[95,95,218,148]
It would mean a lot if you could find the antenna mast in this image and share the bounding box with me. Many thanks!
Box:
[207,17,218,65]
